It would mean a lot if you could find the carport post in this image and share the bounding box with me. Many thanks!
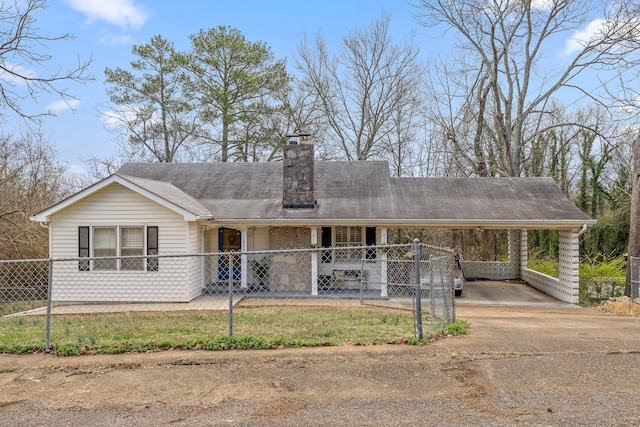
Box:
[413,239,423,340]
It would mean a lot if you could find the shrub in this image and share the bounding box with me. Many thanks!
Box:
[579,256,626,306]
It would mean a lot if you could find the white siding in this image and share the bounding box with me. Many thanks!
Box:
[49,183,195,302]
[185,222,203,299]
[203,227,220,283]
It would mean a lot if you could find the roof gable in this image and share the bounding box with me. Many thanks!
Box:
[31,174,211,222]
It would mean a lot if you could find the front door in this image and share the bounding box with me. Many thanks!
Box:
[218,227,241,281]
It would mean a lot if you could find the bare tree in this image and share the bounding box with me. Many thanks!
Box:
[0,131,70,259]
[414,0,640,177]
[0,0,93,124]
[296,13,425,161]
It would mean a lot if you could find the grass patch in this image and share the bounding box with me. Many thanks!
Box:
[0,306,467,356]
[0,367,17,373]
[445,319,471,336]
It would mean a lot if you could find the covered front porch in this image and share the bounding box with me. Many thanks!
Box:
[201,226,585,304]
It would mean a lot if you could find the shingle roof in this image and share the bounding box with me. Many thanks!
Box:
[118,174,211,217]
[116,160,594,229]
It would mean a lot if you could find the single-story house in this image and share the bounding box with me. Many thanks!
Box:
[31,140,595,304]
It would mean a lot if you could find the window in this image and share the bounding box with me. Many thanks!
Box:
[321,226,376,262]
[120,227,144,270]
[335,226,362,260]
[79,226,158,271]
[94,227,117,270]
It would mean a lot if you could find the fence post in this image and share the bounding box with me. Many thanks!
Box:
[413,238,423,340]
[228,253,234,337]
[45,258,53,351]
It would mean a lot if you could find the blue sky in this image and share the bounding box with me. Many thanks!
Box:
[8,0,603,175]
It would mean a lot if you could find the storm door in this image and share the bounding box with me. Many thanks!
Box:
[218,227,241,281]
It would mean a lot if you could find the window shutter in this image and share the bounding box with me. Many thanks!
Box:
[78,226,90,271]
[147,226,159,271]
[321,227,332,263]
[366,227,376,260]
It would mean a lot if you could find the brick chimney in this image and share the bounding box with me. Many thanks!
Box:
[283,132,315,209]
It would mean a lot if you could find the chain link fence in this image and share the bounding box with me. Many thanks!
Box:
[1,242,457,353]
[630,257,640,302]
[0,259,49,317]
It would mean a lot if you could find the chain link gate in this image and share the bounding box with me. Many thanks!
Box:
[360,241,456,337]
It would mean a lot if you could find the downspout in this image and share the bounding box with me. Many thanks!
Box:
[39,221,51,257]
[577,223,588,237]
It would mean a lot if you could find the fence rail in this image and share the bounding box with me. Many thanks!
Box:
[0,242,456,352]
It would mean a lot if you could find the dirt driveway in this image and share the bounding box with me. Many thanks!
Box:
[1,304,640,426]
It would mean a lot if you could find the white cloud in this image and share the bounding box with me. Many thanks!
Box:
[99,33,135,47]
[47,99,80,113]
[0,62,36,85]
[67,163,88,176]
[531,0,553,10]
[100,110,125,127]
[66,0,148,29]
[100,105,142,127]
[564,18,605,56]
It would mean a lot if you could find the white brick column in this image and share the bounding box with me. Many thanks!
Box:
[508,229,521,276]
[520,229,528,271]
[559,229,580,304]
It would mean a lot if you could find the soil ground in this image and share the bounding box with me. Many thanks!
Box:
[2,303,640,426]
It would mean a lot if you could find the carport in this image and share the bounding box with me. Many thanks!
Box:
[384,176,596,304]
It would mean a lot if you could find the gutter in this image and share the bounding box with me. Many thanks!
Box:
[204,218,598,230]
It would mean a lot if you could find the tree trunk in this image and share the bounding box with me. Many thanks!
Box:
[626,131,640,296]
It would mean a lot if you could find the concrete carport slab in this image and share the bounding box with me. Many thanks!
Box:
[457,280,580,308]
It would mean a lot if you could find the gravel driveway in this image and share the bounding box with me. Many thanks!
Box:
[1,303,640,426]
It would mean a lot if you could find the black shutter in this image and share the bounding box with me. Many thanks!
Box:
[321,227,332,263]
[147,226,158,271]
[78,226,90,271]
[365,227,376,260]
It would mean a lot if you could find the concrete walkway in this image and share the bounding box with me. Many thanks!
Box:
[8,280,574,317]
[10,295,240,316]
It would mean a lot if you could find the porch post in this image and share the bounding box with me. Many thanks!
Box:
[559,229,580,304]
[380,228,388,297]
[240,228,248,289]
[311,227,318,295]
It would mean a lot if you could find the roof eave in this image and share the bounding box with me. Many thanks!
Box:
[204,218,597,230]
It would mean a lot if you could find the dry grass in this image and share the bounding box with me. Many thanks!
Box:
[596,297,640,316]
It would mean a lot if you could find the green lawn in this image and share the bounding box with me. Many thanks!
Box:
[0,305,468,356]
